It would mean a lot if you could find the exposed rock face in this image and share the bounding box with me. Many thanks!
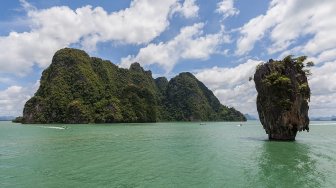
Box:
[22,48,246,124]
[254,56,311,140]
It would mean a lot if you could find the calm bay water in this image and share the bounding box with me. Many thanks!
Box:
[1,121,336,187]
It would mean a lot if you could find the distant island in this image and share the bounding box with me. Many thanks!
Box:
[311,116,336,121]
[0,116,15,121]
[244,114,258,120]
[18,48,246,124]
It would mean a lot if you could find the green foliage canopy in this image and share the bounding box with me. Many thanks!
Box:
[22,48,246,123]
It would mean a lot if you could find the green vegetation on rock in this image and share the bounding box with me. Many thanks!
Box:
[12,116,23,123]
[21,48,246,124]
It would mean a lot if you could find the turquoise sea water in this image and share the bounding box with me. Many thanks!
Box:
[1,121,336,188]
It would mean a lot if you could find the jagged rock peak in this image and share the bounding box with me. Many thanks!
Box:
[52,48,90,66]
[129,62,152,76]
[129,62,144,72]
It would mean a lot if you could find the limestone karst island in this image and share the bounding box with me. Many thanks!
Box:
[254,56,312,141]
[20,48,246,124]
[15,48,314,142]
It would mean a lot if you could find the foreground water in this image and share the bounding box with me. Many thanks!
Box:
[1,121,336,187]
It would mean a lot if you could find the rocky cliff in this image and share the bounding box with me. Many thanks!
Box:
[254,56,311,140]
[22,48,246,124]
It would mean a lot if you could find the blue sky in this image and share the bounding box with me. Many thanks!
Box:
[0,0,335,117]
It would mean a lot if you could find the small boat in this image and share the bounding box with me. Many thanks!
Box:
[200,123,206,125]
[39,126,66,130]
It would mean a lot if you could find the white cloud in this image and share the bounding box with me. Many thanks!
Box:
[194,58,336,117]
[235,1,286,55]
[216,0,239,19]
[312,49,336,65]
[195,59,260,89]
[0,77,13,84]
[235,0,336,116]
[121,23,230,72]
[308,61,336,116]
[19,0,35,11]
[194,59,261,115]
[214,82,257,115]
[0,0,185,75]
[236,0,336,57]
[0,80,39,116]
[309,62,336,96]
[172,0,199,18]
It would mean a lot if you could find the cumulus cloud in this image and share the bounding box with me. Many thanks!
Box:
[194,59,261,115]
[309,62,336,95]
[171,0,199,18]
[311,49,336,65]
[216,0,239,19]
[236,0,336,57]
[0,80,39,116]
[194,58,336,117]
[308,61,336,116]
[235,1,286,55]
[0,0,185,75]
[234,0,336,116]
[0,77,13,84]
[121,23,230,72]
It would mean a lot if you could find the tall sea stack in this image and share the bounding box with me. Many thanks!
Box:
[254,56,312,141]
